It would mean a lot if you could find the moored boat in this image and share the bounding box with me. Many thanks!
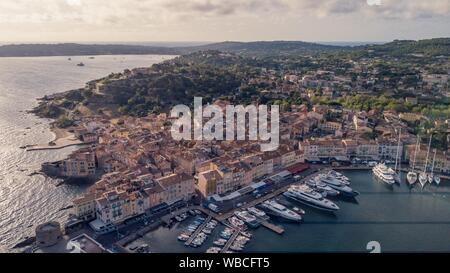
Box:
[372,163,396,185]
[259,200,302,222]
[283,185,339,212]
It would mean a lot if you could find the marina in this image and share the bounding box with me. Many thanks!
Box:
[121,169,450,253]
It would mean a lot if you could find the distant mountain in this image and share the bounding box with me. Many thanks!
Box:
[178,41,348,56]
[355,38,450,57]
[0,43,178,57]
[1,38,448,58]
[0,41,347,57]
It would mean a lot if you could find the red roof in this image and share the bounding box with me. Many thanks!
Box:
[287,163,309,174]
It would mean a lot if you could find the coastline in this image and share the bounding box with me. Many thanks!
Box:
[26,125,84,151]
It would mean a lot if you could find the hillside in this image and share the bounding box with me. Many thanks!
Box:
[32,51,251,120]
[1,40,346,57]
[0,43,178,57]
[2,39,448,58]
[179,41,347,56]
[354,38,450,58]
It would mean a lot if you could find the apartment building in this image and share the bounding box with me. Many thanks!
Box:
[60,150,96,178]
[156,173,195,205]
[72,193,97,221]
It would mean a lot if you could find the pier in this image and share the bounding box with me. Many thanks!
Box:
[259,220,284,234]
[185,215,212,246]
[220,229,241,253]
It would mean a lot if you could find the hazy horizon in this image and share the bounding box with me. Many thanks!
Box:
[0,40,391,46]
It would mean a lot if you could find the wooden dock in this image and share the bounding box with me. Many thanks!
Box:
[185,215,212,246]
[220,229,240,253]
[260,220,284,234]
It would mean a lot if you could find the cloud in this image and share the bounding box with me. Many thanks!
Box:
[0,0,448,26]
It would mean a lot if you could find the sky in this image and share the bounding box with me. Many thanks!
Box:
[0,0,449,43]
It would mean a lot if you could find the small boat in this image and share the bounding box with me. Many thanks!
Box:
[434,176,441,185]
[136,244,150,253]
[408,136,420,185]
[419,134,433,187]
[228,216,247,230]
[230,245,243,252]
[292,206,306,215]
[77,62,85,67]
[407,171,418,185]
[202,228,212,235]
[206,247,221,253]
[213,239,227,246]
[418,172,427,187]
[177,234,190,242]
[428,174,434,184]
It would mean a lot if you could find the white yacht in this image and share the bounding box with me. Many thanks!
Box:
[372,163,395,185]
[260,200,302,222]
[306,179,340,197]
[234,211,260,228]
[328,170,350,183]
[229,216,246,230]
[315,174,359,197]
[247,207,267,219]
[283,185,339,212]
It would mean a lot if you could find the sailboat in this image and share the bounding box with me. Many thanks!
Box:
[393,129,402,183]
[428,149,436,184]
[407,137,419,185]
[434,151,443,186]
[435,175,441,185]
[418,134,432,188]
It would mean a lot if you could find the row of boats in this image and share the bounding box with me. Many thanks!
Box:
[206,227,253,253]
[407,135,441,187]
[258,171,356,220]
[185,171,354,252]
[177,216,219,248]
[372,130,442,187]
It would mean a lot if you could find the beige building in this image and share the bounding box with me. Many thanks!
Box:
[157,173,195,205]
[73,193,97,221]
[60,150,96,178]
[197,169,224,198]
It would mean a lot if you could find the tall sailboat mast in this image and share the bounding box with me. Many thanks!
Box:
[394,129,401,173]
[407,136,420,185]
[424,134,432,174]
[418,134,433,187]
[412,137,419,172]
[431,149,436,174]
